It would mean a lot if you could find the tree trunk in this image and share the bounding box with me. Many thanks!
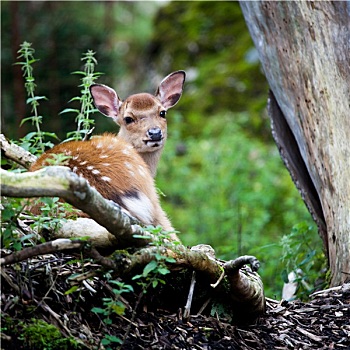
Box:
[240,1,350,286]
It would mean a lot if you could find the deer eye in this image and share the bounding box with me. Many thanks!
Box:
[159,110,167,119]
[124,117,134,125]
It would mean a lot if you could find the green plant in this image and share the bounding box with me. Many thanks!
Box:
[30,197,74,234]
[91,275,134,347]
[1,197,36,250]
[43,152,72,166]
[15,41,57,155]
[61,50,103,141]
[18,318,81,350]
[280,222,327,300]
[1,43,92,251]
[132,226,177,289]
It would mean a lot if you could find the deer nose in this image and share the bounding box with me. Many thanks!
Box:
[147,128,163,141]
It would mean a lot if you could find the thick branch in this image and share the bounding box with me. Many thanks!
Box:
[0,133,37,168]
[0,239,86,265]
[1,167,153,248]
[110,245,266,322]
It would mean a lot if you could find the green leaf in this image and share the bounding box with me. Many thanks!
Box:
[26,96,48,104]
[91,307,106,314]
[157,267,170,275]
[71,71,87,75]
[105,335,122,344]
[59,108,80,115]
[101,338,111,346]
[65,286,79,295]
[2,207,15,221]
[152,280,159,288]
[111,303,125,315]
[20,117,34,126]
[132,234,151,240]
[281,269,289,283]
[131,274,143,280]
[143,260,158,277]
[20,233,35,242]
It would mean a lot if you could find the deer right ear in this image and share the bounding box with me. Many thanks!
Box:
[155,71,186,109]
[90,84,122,122]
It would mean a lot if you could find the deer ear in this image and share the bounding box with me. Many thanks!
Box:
[155,71,186,109]
[90,84,122,122]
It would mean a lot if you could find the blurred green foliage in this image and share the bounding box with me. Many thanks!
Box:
[149,1,269,140]
[1,1,325,299]
[157,113,324,297]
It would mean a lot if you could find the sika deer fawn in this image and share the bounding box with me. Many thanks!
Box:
[30,71,186,238]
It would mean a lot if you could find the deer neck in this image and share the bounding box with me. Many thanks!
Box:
[140,150,163,178]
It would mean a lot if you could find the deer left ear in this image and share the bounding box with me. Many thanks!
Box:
[155,71,186,109]
[90,84,123,122]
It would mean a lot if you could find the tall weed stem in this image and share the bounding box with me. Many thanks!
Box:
[63,50,102,141]
[16,41,47,153]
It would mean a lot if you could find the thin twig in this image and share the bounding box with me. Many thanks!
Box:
[183,270,197,321]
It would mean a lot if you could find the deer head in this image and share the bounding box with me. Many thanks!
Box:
[90,71,186,177]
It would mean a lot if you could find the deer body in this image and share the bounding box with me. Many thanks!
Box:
[30,133,172,230]
[30,71,185,236]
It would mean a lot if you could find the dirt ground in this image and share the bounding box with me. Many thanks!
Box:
[1,252,349,349]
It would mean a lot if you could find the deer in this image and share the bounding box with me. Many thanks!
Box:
[29,71,186,240]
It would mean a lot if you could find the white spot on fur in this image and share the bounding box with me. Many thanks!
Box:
[80,161,88,165]
[96,142,103,149]
[87,165,94,170]
[122,192,153,225]
[138,165,147,177]
[73,155,79,160]
[124,162,133,170]
[100,155,108,159]
[122,148,130,155]
[102,163,110,166]
[101,176,111,182]
[92,169,100,175]
[73,166,78,173]
[129,171,135,177]
[64,150,72,156]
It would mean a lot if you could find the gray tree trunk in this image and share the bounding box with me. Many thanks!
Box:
[240,1,350,286]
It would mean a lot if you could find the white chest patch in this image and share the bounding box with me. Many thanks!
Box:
[121,192,153,225]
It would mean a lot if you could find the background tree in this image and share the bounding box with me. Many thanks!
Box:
[240,1,350,286]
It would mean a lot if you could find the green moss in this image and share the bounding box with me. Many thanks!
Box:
[18,318,82,350]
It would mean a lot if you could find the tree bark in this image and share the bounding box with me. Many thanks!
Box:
[240,1,350,286]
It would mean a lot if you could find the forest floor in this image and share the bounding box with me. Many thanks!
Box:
[1,251,349,350]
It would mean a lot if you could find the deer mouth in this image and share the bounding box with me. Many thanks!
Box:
[144,139,164,148]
